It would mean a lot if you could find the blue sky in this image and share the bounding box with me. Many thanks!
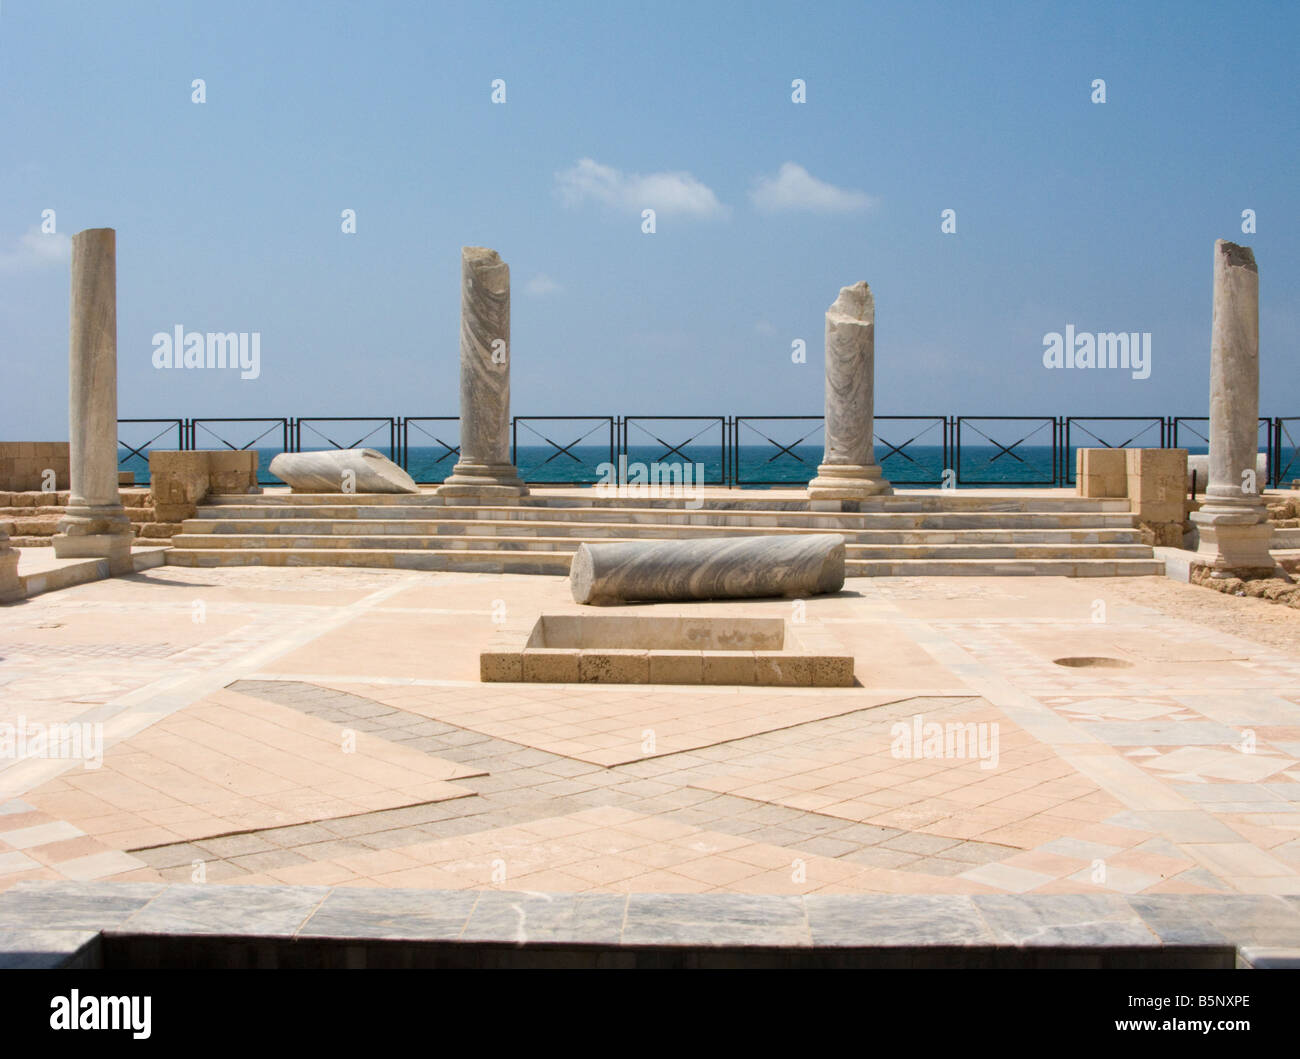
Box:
[1,0,1297,442]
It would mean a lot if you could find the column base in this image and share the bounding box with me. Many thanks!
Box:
[53,505,134,575]
[807,464,893,501]
[1189,507,1275,577]
[0,545,22,603]
[437,461,529,500]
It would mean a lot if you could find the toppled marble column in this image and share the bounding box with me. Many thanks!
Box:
[437,247,528,499]
[53,228,134,574]
[808,282,892,504]
[1190,240,1275,575]
[268,449,418,493]
[570,534,845,605]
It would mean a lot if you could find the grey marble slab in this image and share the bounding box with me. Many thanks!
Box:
[974,894,1159,947]
[300,887,478,939]
[805,894,992,947]
[1131,894,1300,948]
[115,884,329,937]
[0,929,100,969]
[622,893,810,947]
[0,880,164,931]
[461,891,627,945]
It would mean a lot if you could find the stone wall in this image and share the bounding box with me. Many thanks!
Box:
[1076,447,1190,546]
[0,442,70,491]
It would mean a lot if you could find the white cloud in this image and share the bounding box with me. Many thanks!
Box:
[524,273,563,297]
[0,227,71,272]
[750,163,874,214]
[556,157,727,218]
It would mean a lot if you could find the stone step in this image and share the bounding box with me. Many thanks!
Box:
[162,547,1162,578]
[178,516,1145,545]
[192,504,1138,530]
[164,547,572,574]
[198,491,1132,513]
[844,558,1165,577]
[171,533,1153,561]
[847,543,1155,559]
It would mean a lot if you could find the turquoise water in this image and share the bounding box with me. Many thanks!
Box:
[116,443,1218,488]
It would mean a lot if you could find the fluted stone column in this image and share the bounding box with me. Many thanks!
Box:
[1190,240,1274,575]
[808,282,892,505]
[53,228,133,573]
[437,246,528,499]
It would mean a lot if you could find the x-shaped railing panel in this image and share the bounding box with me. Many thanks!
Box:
[512,418,614,484]
[956,417,1056,485]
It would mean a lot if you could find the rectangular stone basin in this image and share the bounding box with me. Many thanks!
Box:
[481,614,854,687]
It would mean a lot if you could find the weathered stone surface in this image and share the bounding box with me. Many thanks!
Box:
[808,283,892,502]
[206,451,260,495]
[149,451,211,521]
[53,229,133,573]
[1076,449,1127,498]
[0,442,70,491]
[438,247,527,498]
[268,449,418,494]
[570,535,846,605]
[1126,448,1187,546]
[1190,241,1274,575]
[149,450,260,520]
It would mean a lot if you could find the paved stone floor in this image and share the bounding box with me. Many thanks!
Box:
[2,566,1300,902]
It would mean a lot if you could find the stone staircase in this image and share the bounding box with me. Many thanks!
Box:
[0,489,168,547]
[165,492,1165,577]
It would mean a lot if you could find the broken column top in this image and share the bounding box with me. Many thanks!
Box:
[829,281,873,321]
[463,246,504,266]
[1216,239,1257,272]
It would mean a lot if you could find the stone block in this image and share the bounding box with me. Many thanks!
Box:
[521,648,579,683]
[480,651,522,682]
[810,656,855,687]
[149,451,211,522]
[754,653,813,687]
[648,652,703,685]
[1076,449,1127,498]
[1126,448,1187,523]
[578,650,650,684]
[702,652,756,685]
[206,450,260,494]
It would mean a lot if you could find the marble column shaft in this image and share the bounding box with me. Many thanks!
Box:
[570,535,846,604]
[438,246,527,498]
[1191,239,1273,574]
[53,228,133,573]
[808,282,892,501]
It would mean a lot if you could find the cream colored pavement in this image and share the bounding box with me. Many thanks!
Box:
[1,566,1298,898]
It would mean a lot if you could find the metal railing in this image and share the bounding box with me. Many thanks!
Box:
[116,414,1299,489]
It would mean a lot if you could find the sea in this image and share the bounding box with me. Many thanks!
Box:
[116,444,1215,489]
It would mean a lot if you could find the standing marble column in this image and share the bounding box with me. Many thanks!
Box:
[437,246,528,499]
[1190,240,1274,575]
[53,228,133,573]
[808,281,892,503]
